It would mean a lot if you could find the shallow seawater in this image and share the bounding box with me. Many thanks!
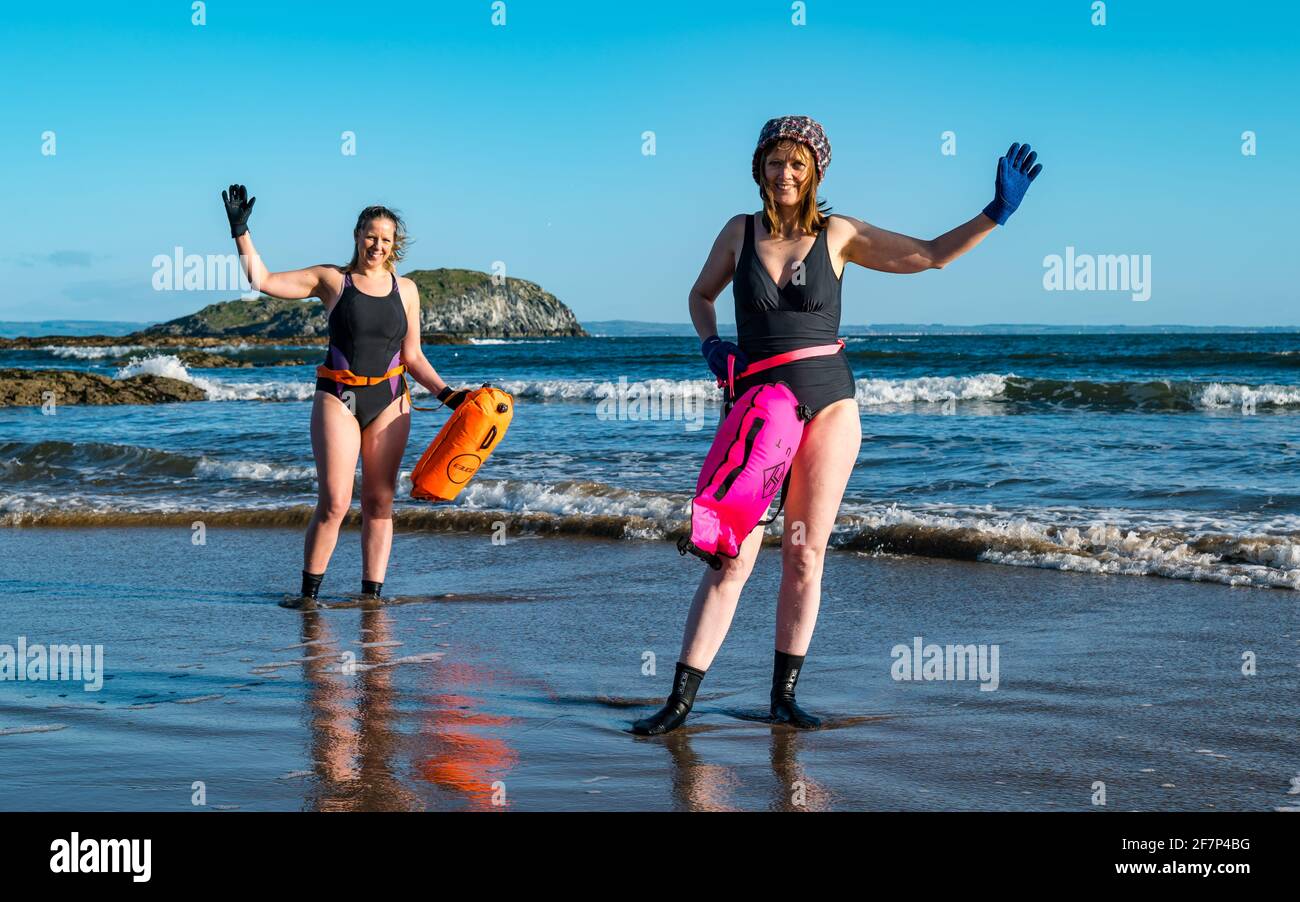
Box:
[3,334,1298,591]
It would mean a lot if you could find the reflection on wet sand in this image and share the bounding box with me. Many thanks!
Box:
[297,605,517,811]
[654,721,831,812]
[660,729,741,811]
[767,729,830,811]
[415,664,518,811]
[299,606,422,810]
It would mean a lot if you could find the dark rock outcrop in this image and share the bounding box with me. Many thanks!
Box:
[173,351,306,368]
[0,368,207,407]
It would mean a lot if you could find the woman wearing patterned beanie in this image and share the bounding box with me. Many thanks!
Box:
[633,117,1043,734]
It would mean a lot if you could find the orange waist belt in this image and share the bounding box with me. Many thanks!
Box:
[316,363,439,411]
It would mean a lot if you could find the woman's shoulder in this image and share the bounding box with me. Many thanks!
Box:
[315,265,348,292]
[721,213,752,236]
[824,213,864,237]
[395,273,420,302]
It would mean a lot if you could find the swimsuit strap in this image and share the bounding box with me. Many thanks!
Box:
[340,271,398,293]
[733,213,756,284]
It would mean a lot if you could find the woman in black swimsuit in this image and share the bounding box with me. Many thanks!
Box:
[633,117,1042,733]
[222,188,472,607]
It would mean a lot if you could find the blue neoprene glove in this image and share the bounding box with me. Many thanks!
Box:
[701,335,748,381]
[982,143,1043,226]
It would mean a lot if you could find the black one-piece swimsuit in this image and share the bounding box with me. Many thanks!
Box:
[315,272,408,430]
[731,213,856,417]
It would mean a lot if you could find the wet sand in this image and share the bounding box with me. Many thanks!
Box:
[0,526,1295,811]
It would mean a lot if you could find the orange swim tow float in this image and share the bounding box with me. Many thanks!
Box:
[410,384,514,502]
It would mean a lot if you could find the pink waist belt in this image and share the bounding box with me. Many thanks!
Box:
[719,339,846,401]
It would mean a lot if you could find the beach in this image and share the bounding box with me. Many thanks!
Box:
[1,524,1294,812]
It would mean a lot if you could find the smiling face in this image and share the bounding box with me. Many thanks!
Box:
[354,216,397,270]
[762,139,816,208]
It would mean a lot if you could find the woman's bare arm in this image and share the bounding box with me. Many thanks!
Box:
[688,214,746,340]
[234,232,338,301]
[836,213,995,274]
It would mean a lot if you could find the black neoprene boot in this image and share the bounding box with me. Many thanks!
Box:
[770,649,821,729]
[282,570,324,609]
[361,579,383,600]
[631,662,706,735]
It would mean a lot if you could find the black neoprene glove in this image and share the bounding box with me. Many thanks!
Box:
[438,386,469,410]
[222,184,256,238]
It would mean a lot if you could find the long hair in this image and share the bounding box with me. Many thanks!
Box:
[342,205,409,273]
[757,139,832,238]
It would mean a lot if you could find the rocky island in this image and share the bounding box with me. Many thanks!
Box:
[140,268,586,340]
[0,268,585,406]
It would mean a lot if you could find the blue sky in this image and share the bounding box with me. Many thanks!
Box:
[2,0,1295,326]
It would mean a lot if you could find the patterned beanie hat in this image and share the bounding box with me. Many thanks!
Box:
[752,115,831,184]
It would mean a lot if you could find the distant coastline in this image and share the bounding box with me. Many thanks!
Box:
[0,320,154,339]
[583,320,1300,338]
[3,318,1296,340]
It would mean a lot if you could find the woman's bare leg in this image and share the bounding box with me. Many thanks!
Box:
[770,397,861,725]
[358,393,410,589]
[304,391,361,576]
[632,527,768,735]
[632,413,767,735]
[679,523,766,670]
[776,398,861,652]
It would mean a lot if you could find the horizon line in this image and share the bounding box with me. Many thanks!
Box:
[2,318,1298,330]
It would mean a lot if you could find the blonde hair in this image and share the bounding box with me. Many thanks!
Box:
[757,139,832,239]
[343,205,409,273]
